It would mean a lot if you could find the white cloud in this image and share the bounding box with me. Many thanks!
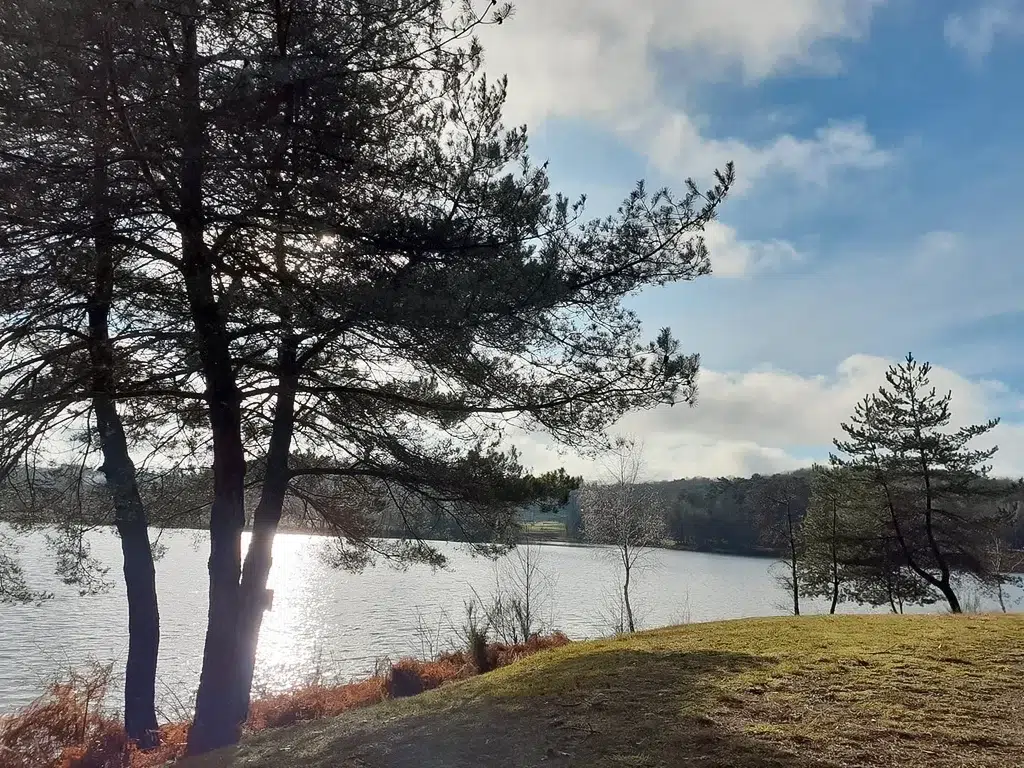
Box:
[945,1,1024,63]
[703,221,803,278]
[511,355,1024,481]
[477,0,892,191]
[645,116,892,194]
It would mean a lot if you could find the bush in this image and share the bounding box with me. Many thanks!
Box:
[0,662,129,768]
[246,677,386,730]
[457,599,493,673]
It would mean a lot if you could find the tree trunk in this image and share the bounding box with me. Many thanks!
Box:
[227,364,296,728]
[938,578,962,614]
[787,509,799,616]
[226,103,300,721]
[186,425,246,755]
[829,501,839,614]
[87,48,160,746]
[623,564,635,633]
[112,473,161,749]
[882,478,960,615]
[177,5,250,751]
[885,559,897,614]
[790,559,800,616]
[90,365,161,751]
[910,390,958,613]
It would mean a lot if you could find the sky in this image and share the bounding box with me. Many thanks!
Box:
[473,0,1024,481]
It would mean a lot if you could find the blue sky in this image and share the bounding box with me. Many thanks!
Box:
[477,0,1024,479]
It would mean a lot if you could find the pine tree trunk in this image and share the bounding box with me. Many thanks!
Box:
[230,525,278,728]
[938,579,962,614]
[117,516,161,748]
[175,3,252,752]
[829,501,839,614]
[184,376,247,753]
[92,402,160,749]
[791,559,800,617]
[226,191,299,727]
[228,411,293,728]
[187,477,246,754]
[886,563,897,614]
[87,50,160,746]
[788,509,800,616]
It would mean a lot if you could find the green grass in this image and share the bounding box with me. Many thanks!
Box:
[190,614,1024,767]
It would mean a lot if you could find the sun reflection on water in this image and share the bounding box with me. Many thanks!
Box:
[248,533,335,693]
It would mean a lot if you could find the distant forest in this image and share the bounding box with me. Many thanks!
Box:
[546,470,1024,560]
[3,465,1021,562]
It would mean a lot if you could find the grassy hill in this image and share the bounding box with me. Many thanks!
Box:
[191,614,1024,767]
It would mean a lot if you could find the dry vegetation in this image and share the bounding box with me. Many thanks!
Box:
[0,634,570,767]
[186,614,1024,768]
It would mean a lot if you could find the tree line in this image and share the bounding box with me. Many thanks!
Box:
[0,0,732,755]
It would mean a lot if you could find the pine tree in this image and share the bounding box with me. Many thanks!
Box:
[831,354,1004,614]
[796,464,845,613]
[0,0,733,753]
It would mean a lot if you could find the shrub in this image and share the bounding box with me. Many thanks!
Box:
[247,677,386,731]
[0,662,128,768]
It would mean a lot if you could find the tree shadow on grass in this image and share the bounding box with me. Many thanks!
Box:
[191,649,841,768]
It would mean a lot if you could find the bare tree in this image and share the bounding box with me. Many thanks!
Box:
[985,514,1023,613]
[755,474,808,616]
[579,440,666,633]
[478,543,556,645]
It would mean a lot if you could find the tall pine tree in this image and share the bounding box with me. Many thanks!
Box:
[831,354,1005,614]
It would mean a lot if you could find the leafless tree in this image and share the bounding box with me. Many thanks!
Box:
[579,440,666,633]
[480,543,556,645]
[754,474,808,616]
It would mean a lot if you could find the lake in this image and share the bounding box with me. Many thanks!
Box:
[1,527,1018,715]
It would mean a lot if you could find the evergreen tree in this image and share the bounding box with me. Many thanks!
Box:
[796,464,845,614]
[831,354,1005,614]
[799,464,940,614]
[0,0,733,752]
[0,0,170,744]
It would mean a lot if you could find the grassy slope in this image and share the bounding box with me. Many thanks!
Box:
[192,614,1024,768]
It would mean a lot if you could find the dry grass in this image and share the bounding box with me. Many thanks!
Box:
[187,614,1024,768]
[0,633,571,768]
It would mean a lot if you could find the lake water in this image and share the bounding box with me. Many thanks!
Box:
[1,528,1019,715]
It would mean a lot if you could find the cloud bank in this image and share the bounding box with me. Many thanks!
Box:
[512,355,1024,481]
[476,0,892,190]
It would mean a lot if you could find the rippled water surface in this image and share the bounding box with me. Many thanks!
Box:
[1,527,1017,713]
